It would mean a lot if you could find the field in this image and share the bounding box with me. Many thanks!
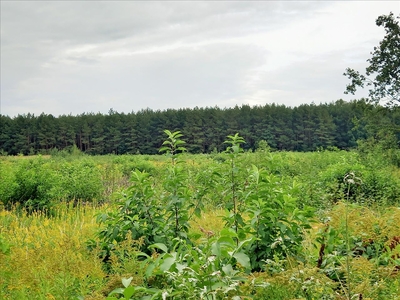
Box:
[1,139,400,299]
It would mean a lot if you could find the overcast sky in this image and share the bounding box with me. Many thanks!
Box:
[1,1,399,117]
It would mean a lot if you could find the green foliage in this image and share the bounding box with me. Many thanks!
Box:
[96,131,195,267]
[245,166,313,271]
[222,133,247,239]
[1,156,106,211]
[162,165,192,240]
[3,145,400,299]
[1,146,399,298]
[160,130,192,240]
[314,202,400,299]
[54,159,103,202]
[112,156,156,177]
[107,277,160,300]
[224,133,245,155]
[191,164,221,207]
[218,135,314,272]
[159,130,187,161]
[255,140,271,153]
[110,231,253,299]
[1,100,380,155]
[96,170,168,264]
[8,157,55,213]
[344,12,400,105]
[0,162,17,206]
[50,144,85,159]
[357,133,400,167]
[317,162,400,206]
[0,235,11,255]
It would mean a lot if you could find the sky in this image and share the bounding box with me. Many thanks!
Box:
[1,1,399,117]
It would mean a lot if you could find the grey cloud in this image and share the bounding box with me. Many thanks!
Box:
[9,42,265,116]
[2,1,330,46]
[1,1,394,117]
[254,49,372,107]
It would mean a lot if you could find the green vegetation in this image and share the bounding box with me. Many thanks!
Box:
[1,11,399,300]
[3,98,400,156]
[1,130,400,299]
[344,12,399,106]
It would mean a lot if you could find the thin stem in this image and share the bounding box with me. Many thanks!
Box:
[345,181,352,300]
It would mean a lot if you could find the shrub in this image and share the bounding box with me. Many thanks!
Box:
[95,169,169,265]
[244,165,313,271]
[317,163,400,206]
[95,131,194,266]
[108,230,253,300]
[8,157,55,212]
[53,159,103,203]
[0,162,17,207]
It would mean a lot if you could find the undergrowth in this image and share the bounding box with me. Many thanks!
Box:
[1,132,400,299]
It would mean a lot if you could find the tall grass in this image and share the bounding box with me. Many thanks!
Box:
[1,203,400,299]
[0,203,107,299]
[1,149,400,299]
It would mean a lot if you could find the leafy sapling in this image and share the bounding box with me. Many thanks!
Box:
[159,130,187,165]
[159,130,192,241]
[223,133,246,240]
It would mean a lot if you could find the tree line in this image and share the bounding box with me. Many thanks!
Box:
[1,99,399,156]
[1,13,398,156]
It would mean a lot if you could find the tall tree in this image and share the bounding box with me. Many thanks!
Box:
[57,115,77,150]
[183,107,206,153]
[0,115,13,154]
[344,12,400,106]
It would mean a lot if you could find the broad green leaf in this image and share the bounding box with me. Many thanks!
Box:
[217,236,235,248]
[194,207,201,218]
[123,286,135,298]
[148,243,168,253]
[220,228,237,238]
[233,252,250,269]
[145,262,156,277]
[159,146,170,153]
[160,255,176,272]
[175,262,186,273]
[237,238,254,251]
[136,251,150,259]
[211,282,226,289]
[108,288,125,296]
[222,264,234,276]
[211,241,221,257]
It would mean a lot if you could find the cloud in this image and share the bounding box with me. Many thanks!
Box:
[1,1,399,117]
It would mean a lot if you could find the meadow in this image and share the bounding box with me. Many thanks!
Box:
[1,134,400,299]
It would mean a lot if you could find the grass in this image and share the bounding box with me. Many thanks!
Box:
[0,203,107,299]
[1,150,400,299]
[1,202,399,299]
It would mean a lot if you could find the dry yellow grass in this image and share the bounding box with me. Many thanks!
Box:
[1,201,399,299]
[0,203,108,299]
[301,202,400,299]
[328,202,400,241]
[189,208,226,240]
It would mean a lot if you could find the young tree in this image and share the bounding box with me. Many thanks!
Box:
[344,12,400,106]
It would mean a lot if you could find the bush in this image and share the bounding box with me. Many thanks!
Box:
[112,156,156,177]
[0,162,17,207]
[53,159,103,202]
[317,162,400,206]
[8,157,55,212]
